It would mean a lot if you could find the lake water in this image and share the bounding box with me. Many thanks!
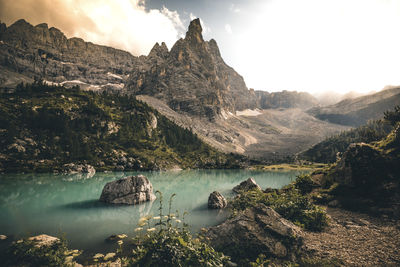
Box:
[0,170,301,253]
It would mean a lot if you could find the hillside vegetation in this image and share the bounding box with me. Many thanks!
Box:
[300,120,393,163]
[0,82,243,173]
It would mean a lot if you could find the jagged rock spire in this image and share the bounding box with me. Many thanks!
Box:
[185,18,204,44]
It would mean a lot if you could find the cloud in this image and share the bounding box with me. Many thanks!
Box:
[225,24,232,34]
[229,4,241,13]
[0,0,185,56]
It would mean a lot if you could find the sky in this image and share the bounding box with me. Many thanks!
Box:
[1,0,400,94]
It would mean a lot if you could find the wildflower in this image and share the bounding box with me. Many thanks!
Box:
[117,240,123,245]
[134,227,143,232]
[138,221,147,227]
[153,216,161,220]
[138,216,149,224]
[175,219,182,223]
[117,234,127,239]
[147,228,156,232]
[163,215,168,219]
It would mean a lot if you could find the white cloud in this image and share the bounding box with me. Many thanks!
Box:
[229,4,241,13]
[0,0,184,56]
[231,0,400,94]
[225,24,233,34]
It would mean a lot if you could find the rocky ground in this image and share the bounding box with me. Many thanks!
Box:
[302,206,400,266]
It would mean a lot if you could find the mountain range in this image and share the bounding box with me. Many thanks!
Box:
[1,18,398,159]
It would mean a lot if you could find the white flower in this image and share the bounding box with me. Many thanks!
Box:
[117,240,123,245]
[147,228,156,232]
[153,216,161,220]
[134,227,143,232]
[175,219,182,223]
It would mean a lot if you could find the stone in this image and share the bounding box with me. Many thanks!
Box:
[28,234,59,248]
[208,191,227,209]
[63,163,96,175]
[205,204,303,261]
[232,177,261,193]
[99,175,156,205]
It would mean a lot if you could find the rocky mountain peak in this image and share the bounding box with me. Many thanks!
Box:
[148,41,169,58]
[185,18,204,44]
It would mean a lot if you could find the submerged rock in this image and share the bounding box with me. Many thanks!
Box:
[99,175,156,205]
[205,204,303,261]
[208,191,227,209]
[232,177,261,193]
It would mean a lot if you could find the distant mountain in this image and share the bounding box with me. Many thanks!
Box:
[308,87,400,126]
[255,90,318,109]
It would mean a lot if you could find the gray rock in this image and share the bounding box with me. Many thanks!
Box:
[205,204,303,261]
[62,163,96,178]
[28,234,59,248]
[208,191,227,209]
[232,177,261,193]
[100,175,156,205]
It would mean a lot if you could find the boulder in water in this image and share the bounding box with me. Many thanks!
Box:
[232,177,261,193]
[100,175,156,205]
[208,191,227,209]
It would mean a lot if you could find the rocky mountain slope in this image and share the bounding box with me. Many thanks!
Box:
[0,82,243,173]
[308,87,400,126]
[0,19,136,91]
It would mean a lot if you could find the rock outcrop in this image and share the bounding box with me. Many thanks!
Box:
[100,175,156,205]
[205,204,303,261]
[208,191,227,209]
[62,163,96,176]
[28,234,59,248]
[232,177,261,193]
[125,18,257,120]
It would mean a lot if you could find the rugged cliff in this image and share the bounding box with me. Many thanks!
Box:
[0,19,136,91]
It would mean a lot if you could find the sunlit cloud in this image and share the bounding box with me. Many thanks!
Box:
[230,0,400,94]
[0,0,185,56]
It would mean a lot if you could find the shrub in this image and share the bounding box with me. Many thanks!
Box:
[230,184,329,232]
[128,191,230,266]
[4,237,69,267]
[294,174,315,194]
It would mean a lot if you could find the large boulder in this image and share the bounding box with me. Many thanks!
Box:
[205,204,303,261]
[232,177,261,193]
[100,175,156,205]
[208,191,227,209]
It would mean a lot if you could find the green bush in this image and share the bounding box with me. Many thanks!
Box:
[294,174,315,194]
[4,237,69,267]
[128,192,229,266]
[230,184,328,232]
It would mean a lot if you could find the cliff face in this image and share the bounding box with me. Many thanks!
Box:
[0,19,137,90]
[125,19,257,120]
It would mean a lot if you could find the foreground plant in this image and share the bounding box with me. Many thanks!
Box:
[128,191,230,266]
[230,175,329,232]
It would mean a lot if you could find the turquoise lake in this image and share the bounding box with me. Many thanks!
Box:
[0,170,301,253]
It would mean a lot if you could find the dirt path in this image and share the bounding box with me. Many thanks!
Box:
[302,207,400,266]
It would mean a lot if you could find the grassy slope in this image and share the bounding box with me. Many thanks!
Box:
[0,82,244,172]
